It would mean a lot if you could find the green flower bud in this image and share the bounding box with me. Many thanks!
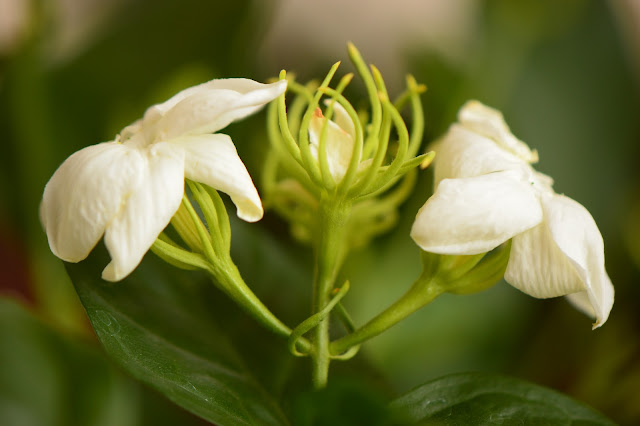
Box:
[265,43,431,250]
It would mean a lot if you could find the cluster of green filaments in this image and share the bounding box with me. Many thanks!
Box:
[264,43,434,251]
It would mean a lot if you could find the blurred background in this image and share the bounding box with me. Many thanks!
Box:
[1,0,639,424]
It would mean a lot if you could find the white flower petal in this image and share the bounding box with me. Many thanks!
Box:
[411,171,543,255]
[531,170,554,191]
[149,78,284,117]
[434,124,529,187]
[118,119,143,142]
[147,80,222,117]
[178,134,263,222]
[323,100,355,139]
[505,221,586,299]
[505,193,613,327]
[40,142,145,263]
[458,100,538,163]
[102,143,185,281]
[543,193,614,328]
[152,79,287,139]
[309,108,356,181]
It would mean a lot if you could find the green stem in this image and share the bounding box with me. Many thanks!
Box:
[209,260,311,354]
[330,278,444,356]
[311,197,349,388]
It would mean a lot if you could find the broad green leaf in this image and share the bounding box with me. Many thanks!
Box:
[0,297,138,426]
[66,246,289,426]
[390,372,615,425]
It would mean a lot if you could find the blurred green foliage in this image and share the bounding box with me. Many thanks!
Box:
[0,298,207,426]
[1,0,639,424]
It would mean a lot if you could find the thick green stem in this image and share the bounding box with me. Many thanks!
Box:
[330,278,443,356]
[311,197,349,388]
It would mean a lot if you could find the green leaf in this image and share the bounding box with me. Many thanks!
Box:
[390,372,615,425]
[65,246,289,426]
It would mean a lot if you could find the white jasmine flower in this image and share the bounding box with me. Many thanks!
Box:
[41,78,287,282]
[411,100,614,328]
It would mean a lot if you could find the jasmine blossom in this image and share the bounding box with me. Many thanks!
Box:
[41,78,287,281]
[411,101,614,328]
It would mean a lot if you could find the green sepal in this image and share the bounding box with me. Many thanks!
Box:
[150,235,208,271]
[419,241,512,295]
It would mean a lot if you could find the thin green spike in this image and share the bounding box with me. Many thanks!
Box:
[297,62,342,187]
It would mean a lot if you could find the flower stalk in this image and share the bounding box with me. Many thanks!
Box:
[265,44,430,386]
[310,197,350,388]
[330,278,444,357]
[330,243,511,356]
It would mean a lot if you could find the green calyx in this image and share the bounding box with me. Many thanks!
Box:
[151,181,310,353]
[155,180,232,267]
[420,241,512,296]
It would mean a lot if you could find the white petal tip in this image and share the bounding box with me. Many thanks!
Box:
[47,243,86,264]
[101,262,127,282]
[530,149,539,164]
[236,205,264,223]
[591,312,610,330]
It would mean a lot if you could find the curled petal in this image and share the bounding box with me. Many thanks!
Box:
[153,79,287,139]
[411,171,543,255]
[309,108,356,181]
[458,100,538,163]
[178,134,263,222]
[566,277,614,330]
[544,193,613,327]
[434,124,529,186]
[505,193,613,327]
[40,142,145,263]
[102,143,185,281]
